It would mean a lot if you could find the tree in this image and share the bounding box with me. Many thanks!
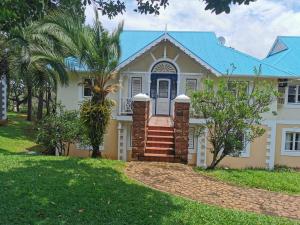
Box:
[8,76,27,112]
[84,0,256,17]
[39,9,122,157]
[191,67,277,169]
[0,0,85,33]
[9,21,69,121]
[36,106,84,155]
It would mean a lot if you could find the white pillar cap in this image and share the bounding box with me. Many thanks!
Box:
[133,93,150,102]
[174,94,191,103]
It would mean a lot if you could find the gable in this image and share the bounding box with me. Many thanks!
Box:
[268,39,288,56]
[120,40,211,74]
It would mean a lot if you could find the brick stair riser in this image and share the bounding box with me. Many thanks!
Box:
[148,126,174,131]
[147,142,174,148]
[148,131,174,136]
[145,149,175,155]
[139,156,181,163]
[147,136,174,142]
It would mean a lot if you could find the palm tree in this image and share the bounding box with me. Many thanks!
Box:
[40,9,123,157]
[9,21,69,121]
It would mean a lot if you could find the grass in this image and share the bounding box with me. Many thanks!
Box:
[0,112,37,155]
[0,113,299,225]
[196,167,300,195]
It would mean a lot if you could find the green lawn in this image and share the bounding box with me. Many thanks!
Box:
[196,168,300,195]
[0,112,37,154]
[0,113,299,225]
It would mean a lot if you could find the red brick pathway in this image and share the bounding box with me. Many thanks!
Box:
[125,161,300,220]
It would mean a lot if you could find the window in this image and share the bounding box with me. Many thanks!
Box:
[83,78,93,97]
[284,131,300,151]
[227,81,249,96]
[186,79,197,96]
[158,80,169,98]
[229,133,250,157]
[287,85,300,104]
[281,129,300,156]
[131,77,142,97]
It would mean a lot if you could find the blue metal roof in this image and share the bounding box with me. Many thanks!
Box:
[67,30,295,77]
[263,36,300,76]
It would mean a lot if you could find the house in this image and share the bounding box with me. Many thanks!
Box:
[0,75,7,124]
[57,30,300,169]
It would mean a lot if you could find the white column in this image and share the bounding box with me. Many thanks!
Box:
[118,78,123,115]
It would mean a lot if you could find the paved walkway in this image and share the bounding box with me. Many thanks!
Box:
[125,162,300,220]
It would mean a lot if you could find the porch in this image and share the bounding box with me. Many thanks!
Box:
[117,61,200,118]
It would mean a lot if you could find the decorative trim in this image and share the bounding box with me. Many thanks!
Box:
[117,122,127,161]
[152,61,177,74]
[188,127,195,151]
[196,129,207,168]
[265,121,276,169]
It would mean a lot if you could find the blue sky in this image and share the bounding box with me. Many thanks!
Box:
[85,0,300,59]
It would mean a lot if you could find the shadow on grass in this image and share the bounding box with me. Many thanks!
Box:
[0,156,183,225]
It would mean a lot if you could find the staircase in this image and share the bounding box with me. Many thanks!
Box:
[139,117,180,162]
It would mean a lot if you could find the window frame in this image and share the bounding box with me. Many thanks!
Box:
[281,128,300,156]
[83,78,93,98]
[228,132,251,158]
[285,85,300,105]
[227,80,250,96]
[130,77,142,98]
[185,78,197,96]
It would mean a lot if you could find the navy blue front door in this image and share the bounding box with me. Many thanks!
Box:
[150,73,177,115]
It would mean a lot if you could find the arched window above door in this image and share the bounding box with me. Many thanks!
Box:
[151,61,177,74]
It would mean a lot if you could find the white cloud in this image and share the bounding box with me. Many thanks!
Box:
[85,0,300,59]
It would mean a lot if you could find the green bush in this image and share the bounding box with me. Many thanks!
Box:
[36,106,85,155]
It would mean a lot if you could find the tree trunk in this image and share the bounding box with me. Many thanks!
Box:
[66,142,70,156]
[206,153,226,170]
[27,85,33,121]
[16,102,20,112]
[37,89,44,120]
[91,145,101,158]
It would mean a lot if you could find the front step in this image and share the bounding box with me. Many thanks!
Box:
[143,117,176,162]
[145,147,174,155]
[146,141,174,148]
[139,153,181,163]
[147,135,174,142]
[148,126,174,131]
[148,129,174,137]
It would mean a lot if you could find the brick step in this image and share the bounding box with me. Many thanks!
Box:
[148,126,174,131]
[139,153,181,163]
[147,135,174,142]
[146,141,174,148]
[148,130,174,136]
[145,147,174,155]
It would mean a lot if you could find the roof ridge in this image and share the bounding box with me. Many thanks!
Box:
[122,29,215,34]
[278,36,300,38]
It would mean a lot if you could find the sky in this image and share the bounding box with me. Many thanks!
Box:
[85,0,300,59]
